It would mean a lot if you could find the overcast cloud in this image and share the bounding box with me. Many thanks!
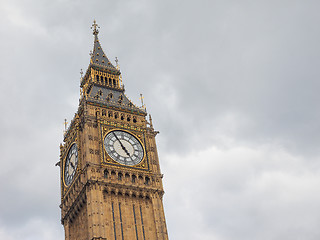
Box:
[0,0,320,239]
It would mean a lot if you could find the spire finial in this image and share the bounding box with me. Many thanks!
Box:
[149,114,153,128]
[140,93,146,110]
[115,57,120,70]
[64,118,68,135]
[91,20,100,35]
[140,93,144,107]
[80,69,83,79]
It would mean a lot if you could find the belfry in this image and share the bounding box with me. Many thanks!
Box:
[58,21,169,240]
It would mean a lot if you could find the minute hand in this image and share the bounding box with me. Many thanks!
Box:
[113,133,131,158]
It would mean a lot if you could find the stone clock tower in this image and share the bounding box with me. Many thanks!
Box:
[58,21,169,240]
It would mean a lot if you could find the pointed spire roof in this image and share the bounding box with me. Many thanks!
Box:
[90,20,120,74]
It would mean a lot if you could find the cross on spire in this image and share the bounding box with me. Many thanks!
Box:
[91,20,100,35]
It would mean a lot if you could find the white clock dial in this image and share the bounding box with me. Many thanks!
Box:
[104,130,144,166]
[64,143,78,186]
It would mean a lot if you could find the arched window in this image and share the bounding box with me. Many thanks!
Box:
[104,169,108,178]
[145,177,150,185]
[118,172,123,181]
[132,175,137,183]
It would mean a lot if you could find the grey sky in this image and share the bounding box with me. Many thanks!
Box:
[0,0,320,239]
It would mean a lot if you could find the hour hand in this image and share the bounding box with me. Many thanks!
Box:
[70,162,75,170]
[121,141,132,158]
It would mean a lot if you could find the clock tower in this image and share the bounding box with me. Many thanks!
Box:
[58,21,169,240]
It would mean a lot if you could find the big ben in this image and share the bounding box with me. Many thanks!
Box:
[58,21,169,240]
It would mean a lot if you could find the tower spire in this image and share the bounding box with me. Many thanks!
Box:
[89,20,119,73]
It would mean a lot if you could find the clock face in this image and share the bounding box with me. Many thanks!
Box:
[104,130,144,166]
[64,143,78,186]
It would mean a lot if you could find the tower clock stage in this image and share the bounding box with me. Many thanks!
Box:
[58,21,169,240]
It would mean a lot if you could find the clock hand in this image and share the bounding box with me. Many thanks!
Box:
[112,132,132,158]
[70,162,75,170]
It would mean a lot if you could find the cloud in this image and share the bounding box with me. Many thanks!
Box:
[162,144,320,240]
[0,218,62,240]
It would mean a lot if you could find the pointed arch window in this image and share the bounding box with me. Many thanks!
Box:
[104,169,109,178]
[132,175,137,183]
[118,172,123,181]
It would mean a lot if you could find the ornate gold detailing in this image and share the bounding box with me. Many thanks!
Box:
[100,126,148,171]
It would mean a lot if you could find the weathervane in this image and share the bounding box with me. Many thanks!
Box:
[91,20,100,35]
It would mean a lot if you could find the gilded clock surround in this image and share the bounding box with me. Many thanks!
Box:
[58,21,169,240]
[101,127,148,170]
